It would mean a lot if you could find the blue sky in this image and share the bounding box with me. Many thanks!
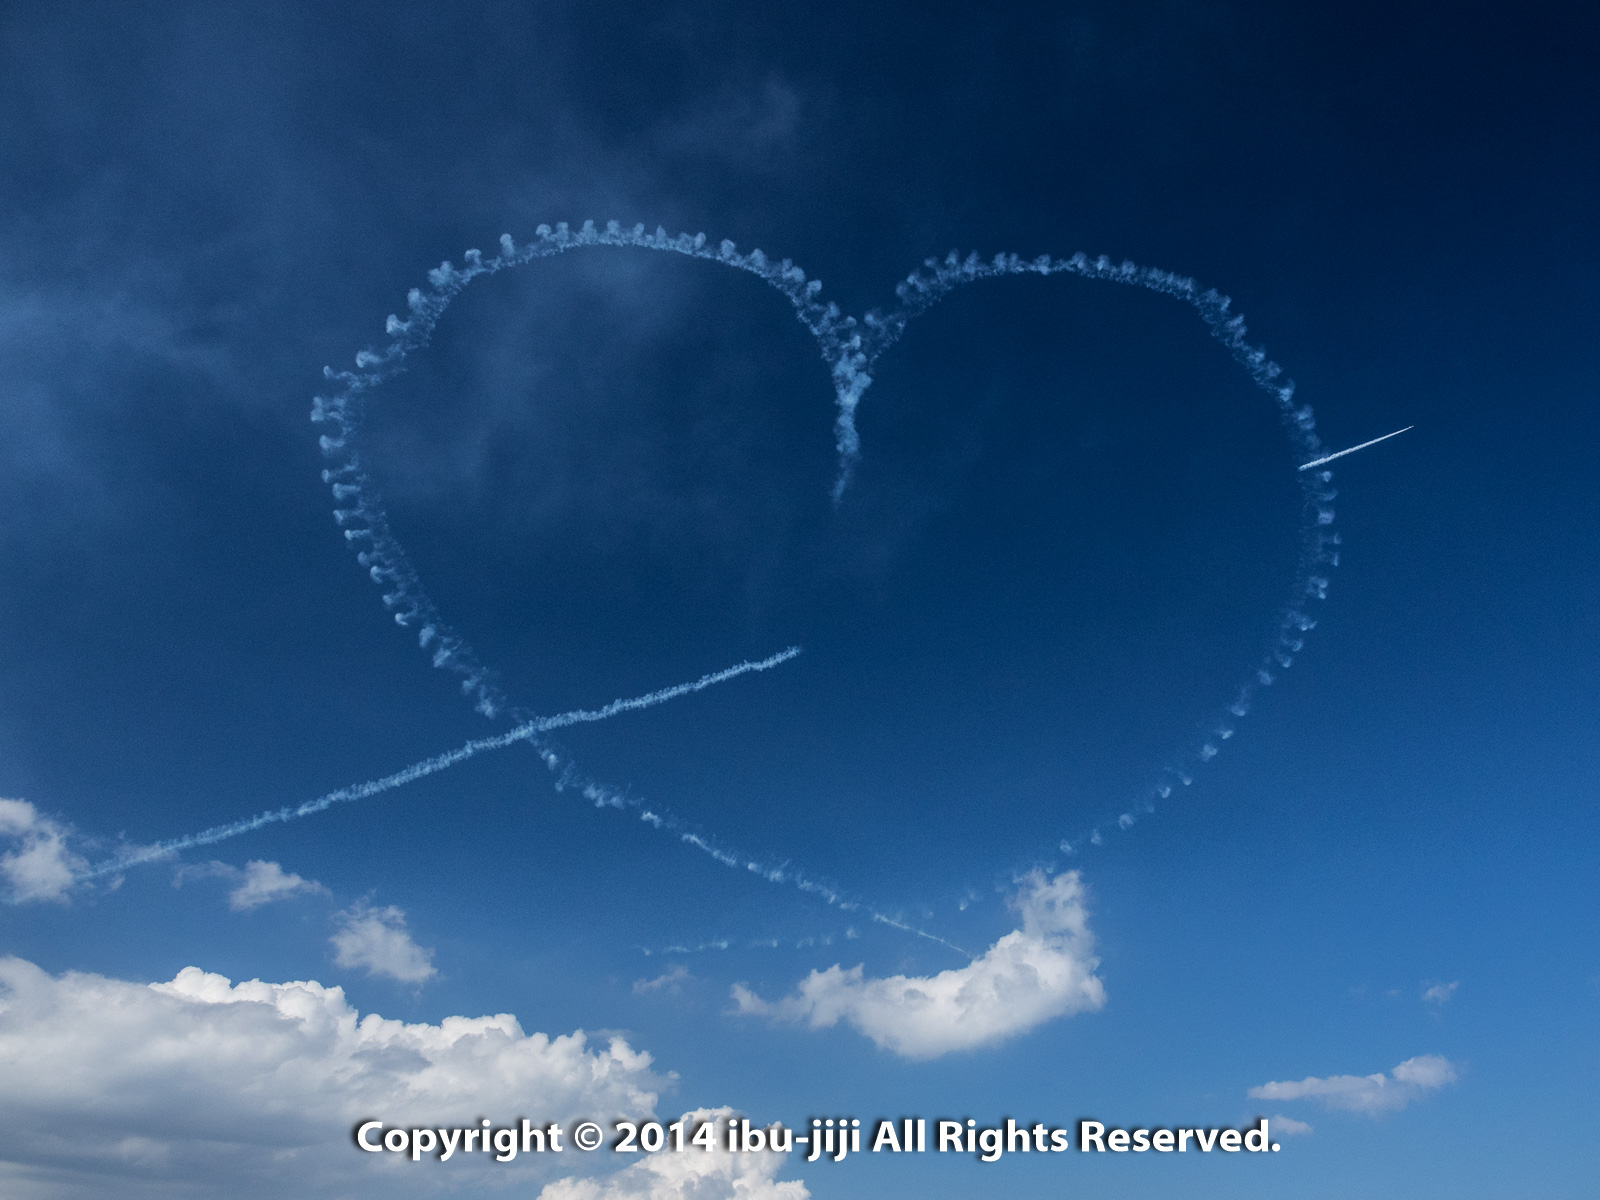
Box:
[1,2,1596,1197]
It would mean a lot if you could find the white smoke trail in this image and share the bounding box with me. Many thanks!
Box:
[310,222,868,720]
[302,223,1341,942]
[846,250,1339,851]
[314,227,1337,822]
[37,224,1338,969]
[541,751,972,958]
[72,649,963,952]
[641,929,858,956]
[533,646,799,731]
[75,649,799,883]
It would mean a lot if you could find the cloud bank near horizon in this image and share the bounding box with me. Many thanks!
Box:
[0,955,670,1199]
[537,1107,807,1200]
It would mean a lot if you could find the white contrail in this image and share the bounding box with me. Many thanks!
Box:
[76,648,800,882]
[532,646,799,730]
[1299,426,1412,471]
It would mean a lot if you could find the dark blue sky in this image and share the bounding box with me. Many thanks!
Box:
[0,3,1596,1198]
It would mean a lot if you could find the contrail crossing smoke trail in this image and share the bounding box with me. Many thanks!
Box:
[302,223,1347,925]
[75,648,800,882]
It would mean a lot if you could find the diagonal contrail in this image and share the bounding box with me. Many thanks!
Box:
[75,647,800,882]
[1299,426,1412,471]
[68,638,967,958]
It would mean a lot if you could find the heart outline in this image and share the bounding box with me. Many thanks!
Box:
[310,219,1340,848]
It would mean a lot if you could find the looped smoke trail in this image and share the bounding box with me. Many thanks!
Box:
[311,225,1336,868]
[74,223,1341,947]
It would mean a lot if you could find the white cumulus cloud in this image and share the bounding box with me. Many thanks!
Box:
[0,955,667,1198]
[1422,981,1459,1006]
[0,797,85,904]
[175,858,329,910]
[1271,1114,1314,1136]
[1248,1054,1460,1115]
[331,900,436,983]
[230,859,327,910]
[537,1107,807,1200]
[731,870,1105,1060]
[633,965,691,996]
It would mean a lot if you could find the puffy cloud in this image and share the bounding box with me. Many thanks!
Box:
[731,870,1105,1060]
[230,860,327,911]
[633,965,691,996]
[537,1108,806,1200]
[1248,1055,1460,1116]
[0,797,85,904]
[331,901,436,983]
[1270,1115,1314,1136]
[174,858,329,910]
[1391,1055,1459,1089]
[1422,981,1459,1006]
[0,955,667,1198]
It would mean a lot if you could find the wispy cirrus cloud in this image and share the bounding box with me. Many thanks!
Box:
[1249,1055,1460,1116]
